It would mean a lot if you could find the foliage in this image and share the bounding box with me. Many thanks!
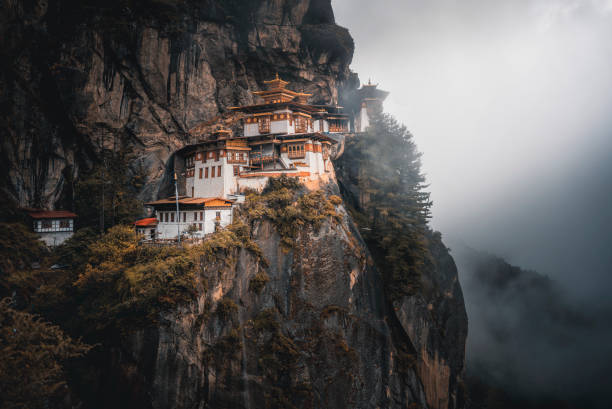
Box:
[329,194,343,206]
[75,146,145,231]
[239,176,340,249]
[71,225,198,332]
[52,227,100,269]
[249,271,270,294]
[0,222,46,281]
[191,221,263,264]
[0,298,91,409]
[215,297,238,322]
[251,308,305,408]
[335,111,433,301]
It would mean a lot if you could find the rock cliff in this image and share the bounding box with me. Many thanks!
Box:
[1,0,354,208]
[1,1,467,408]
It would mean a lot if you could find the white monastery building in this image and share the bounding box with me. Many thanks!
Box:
[142,75,387,241]
[27,210,77,246]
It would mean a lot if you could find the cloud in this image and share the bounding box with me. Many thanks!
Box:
[332,0,612,294]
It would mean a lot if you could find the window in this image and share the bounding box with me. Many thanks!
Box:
[171,213,175,222]
[217,165,222,177]
[258,116,270,133]
[211,167,215,178]
[200,211,203,220]
[227,151,233,161]
[214,151,219,161]
[199,168,203,179]
[205,167,209,178]
[233,165,240,176]
[295,116,307,133]
[60,220,70,229]
[194,212,197,221]
[216,211,221,220]
[288,144,305,158]
[42,219,52,229]
[191,186,194,197]
[183,212,186,222]
[198,223,202,231]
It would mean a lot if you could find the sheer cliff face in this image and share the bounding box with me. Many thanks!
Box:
[0,0,353,208]
[2,1,468,408]
[108,205,430,409]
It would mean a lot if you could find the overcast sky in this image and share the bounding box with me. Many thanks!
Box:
[333,0,612,299]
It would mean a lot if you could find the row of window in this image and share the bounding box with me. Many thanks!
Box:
[287,144,305,158]
[34,219,73,232]
[186,155,195,168]
[227,151,247,162]
[198,165,222,179]
[158,211,222,223]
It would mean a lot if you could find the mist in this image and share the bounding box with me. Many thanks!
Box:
[333,0,612,300]
[332,0,612,407]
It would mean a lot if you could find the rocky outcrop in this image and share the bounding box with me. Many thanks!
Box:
[393,233,468,409]
[0,0,353,208]
[89,193,429,409]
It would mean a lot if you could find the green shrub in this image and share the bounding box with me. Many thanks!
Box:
[238,177,340,249]
[249,271,270,294]
[0,298,91,409]
[329,194,343,206]
[215,297,238,322]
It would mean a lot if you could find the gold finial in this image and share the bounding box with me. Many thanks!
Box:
[275,72,279,80]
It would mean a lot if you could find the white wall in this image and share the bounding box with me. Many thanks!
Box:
[38,231,73,246]
[194,157,226,198]
[186,176,194,197]
[245,123,259,137]
[358,105,369,132]
[270,119,291,134]
[155,208,233,239]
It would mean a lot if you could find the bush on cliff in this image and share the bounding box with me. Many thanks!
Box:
[0,298,91,409]
[72,225,198,332]
[239,176,340,248]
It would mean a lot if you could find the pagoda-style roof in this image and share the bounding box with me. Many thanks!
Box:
[357,79,389,102]
[263,73,289,89]
[250,74,312,105]
[229,100,318,115]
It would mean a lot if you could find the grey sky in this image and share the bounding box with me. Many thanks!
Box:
[333,0,612,298]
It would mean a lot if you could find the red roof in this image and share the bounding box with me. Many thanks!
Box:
[145,197,234,207]
[133,217,158,227]
[28,210,77,219]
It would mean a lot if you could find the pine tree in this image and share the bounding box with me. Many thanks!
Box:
[336,111,432,300]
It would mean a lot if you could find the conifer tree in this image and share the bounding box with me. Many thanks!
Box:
[336,110,432,300]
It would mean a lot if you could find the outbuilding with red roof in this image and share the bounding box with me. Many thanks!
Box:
[26,209,78,246]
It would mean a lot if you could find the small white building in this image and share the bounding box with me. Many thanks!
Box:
[133,217,158,241]
[145,197,234,240]
[27,210,77,246]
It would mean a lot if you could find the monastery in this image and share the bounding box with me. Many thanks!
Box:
[141,76,387,241]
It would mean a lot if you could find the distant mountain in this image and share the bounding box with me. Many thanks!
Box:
[448,240,612,409]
